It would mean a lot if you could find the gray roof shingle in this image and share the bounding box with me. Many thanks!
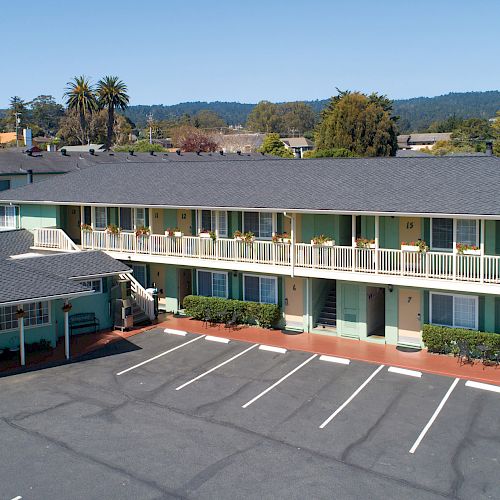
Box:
[0,229,34,257]
[12,250,131,279]
[1,155,500,216]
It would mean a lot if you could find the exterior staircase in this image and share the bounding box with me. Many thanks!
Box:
[130,298,152,326]
[316,285,337,329]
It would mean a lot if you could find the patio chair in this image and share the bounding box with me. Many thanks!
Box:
[225,310,239,330]
[202,307,212,328]
[456,340,473,365]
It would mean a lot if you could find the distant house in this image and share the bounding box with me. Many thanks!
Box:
[398,133,452,151]
[281,137,314,158]
[215,133,265,153]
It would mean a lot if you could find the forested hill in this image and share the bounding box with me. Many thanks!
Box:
[124,91,500,132]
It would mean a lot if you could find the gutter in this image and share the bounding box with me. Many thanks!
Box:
[0,290,94,308]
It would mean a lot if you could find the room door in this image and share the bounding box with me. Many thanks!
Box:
[399,217,421,244]
[67,206,82,242]
[178,269,192,309]
[398,289,422,345]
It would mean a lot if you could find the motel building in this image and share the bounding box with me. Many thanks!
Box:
[1,154,500,350]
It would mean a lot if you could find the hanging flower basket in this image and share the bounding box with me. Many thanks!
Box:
[15,309,26,319]
[62,303,73,313]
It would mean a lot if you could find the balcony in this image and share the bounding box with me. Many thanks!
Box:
[33,228,500,293]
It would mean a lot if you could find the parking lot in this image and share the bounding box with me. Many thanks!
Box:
[1,328,499,500]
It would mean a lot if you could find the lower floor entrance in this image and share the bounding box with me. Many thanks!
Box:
[366,287,385,337]
[398,288,422,346]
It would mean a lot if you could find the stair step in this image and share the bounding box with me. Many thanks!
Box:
[317,319,337,327]
[319,311,336,319]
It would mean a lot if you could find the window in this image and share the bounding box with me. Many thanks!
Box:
[76,279,102,294]
[197,210,228,237]
[430,293,478,330]
[197,270,228,298]
[94,207,107,230]
[120,208,133,231]
[431,218,479,250]
[243,275,278,304]
[431,218,453,250]
[456,219,477,246]
[83,206,91,226]
[0,180,11,191]
[243,212,273,239]
[135,208,146,229]
[0,205,18,229]
[0,301,50,331]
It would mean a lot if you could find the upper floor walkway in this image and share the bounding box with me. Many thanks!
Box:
[33,227,500,295]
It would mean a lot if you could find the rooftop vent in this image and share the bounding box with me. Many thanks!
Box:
[149,150,155,156]
[26,169,33,184]
[486,141,493,156]
[89,148,95,155]
[260,152,265,156]
[129,150,134,156]
[236,150,241,155]
[196,150,201,156]
[60,148,67,156]
[219,150,224,155]
[26,150,33,157]
[176,149,181,155]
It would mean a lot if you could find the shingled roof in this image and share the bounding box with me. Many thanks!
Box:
[1,155,500,216]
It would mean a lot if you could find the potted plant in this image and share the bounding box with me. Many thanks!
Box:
[199,229,212,239]
[165,228,174,237]
[106,224,120,234]
[233,230,243,240]
[272,232,292,244]
[135,225,150,237]
[456,243,480,255]
[356,238,376,249]
[81,223,93,232]
[62,303,73,313]
[242,231,255,243]
[311,234,334,246]
[401,239,428,253]
[15,308,26,320]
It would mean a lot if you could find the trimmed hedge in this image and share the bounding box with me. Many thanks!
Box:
[422,324,500,355]
[183,295,281,329]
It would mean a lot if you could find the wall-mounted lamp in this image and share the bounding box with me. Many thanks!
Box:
[233,271,238,277]
[388,284,394,293]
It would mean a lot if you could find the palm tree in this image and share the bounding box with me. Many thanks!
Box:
[64,76,97,145]
[96,76,129,149]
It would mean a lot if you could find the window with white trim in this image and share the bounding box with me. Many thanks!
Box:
[243,274,278,304]
[76,278,102,294]
[0,301,50,331]
[197,210,227,237]
[431,218,479,250]
[430,292,478,330]
[94,207,107,230]
[119,207,133,231]
[197,270,228,298]
[135,208,146,228]
[0,205,18,229]
[243,212,274,239]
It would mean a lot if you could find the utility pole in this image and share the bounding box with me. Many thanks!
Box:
[147,112,153,144]
[14,112,21,147]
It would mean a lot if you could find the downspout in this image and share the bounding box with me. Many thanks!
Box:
[283,212,295,277]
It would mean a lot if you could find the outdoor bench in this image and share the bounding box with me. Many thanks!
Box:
[69,313,100,334]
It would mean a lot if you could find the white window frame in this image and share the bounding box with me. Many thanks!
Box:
[243,274,278,304]
[134,208,146,229]
[0,300,51,332]
[131,263,147,288]
[242,211,276,240]
[75,278,102,294]
[196,210,228,238]
[196,270,228,298]
[92,206,107,230]
[430,218,479,252]
[429,292,478,330]
[0,204,19,230]
[118,207,133,232]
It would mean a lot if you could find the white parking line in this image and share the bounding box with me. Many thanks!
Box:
[388,366,422,378]
[465,380,500,394]
[319,354,350,365]
[116,336,205,376]
[259,345,287,354]
[409,377,460,454]
[242,354,318,408]
[11,496,22,500]
[164,328,187,336]
[319,364,385,429]
[205,335,230,344]
[175,344,259,390]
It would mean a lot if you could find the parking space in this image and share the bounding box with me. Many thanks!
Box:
[1,327,499,499]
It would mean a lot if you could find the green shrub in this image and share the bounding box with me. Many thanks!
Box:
[183,295,280,329]
[422,324,500,356]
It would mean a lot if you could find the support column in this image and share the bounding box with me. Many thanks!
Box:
[19,314,25,366]
[64,308,70,360]
[290,214,296,277]
[351,215,356,272]
[375,215,380,274]
[452,218,457,280]
[480,219,485,283]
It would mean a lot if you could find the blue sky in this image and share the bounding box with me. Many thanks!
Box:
[0,0,498,107]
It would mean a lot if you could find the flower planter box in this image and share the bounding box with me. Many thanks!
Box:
[174,231,183,237]
[462,249,480,256]
[401,245,420,252]
[281,238,292,244]
[311,240,334,246]
[199,232,211,239]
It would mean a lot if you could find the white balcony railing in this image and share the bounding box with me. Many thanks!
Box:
[33,228,80,252]
[63,229,500,285]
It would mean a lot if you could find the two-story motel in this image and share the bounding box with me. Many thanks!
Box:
[1,153,500,349]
